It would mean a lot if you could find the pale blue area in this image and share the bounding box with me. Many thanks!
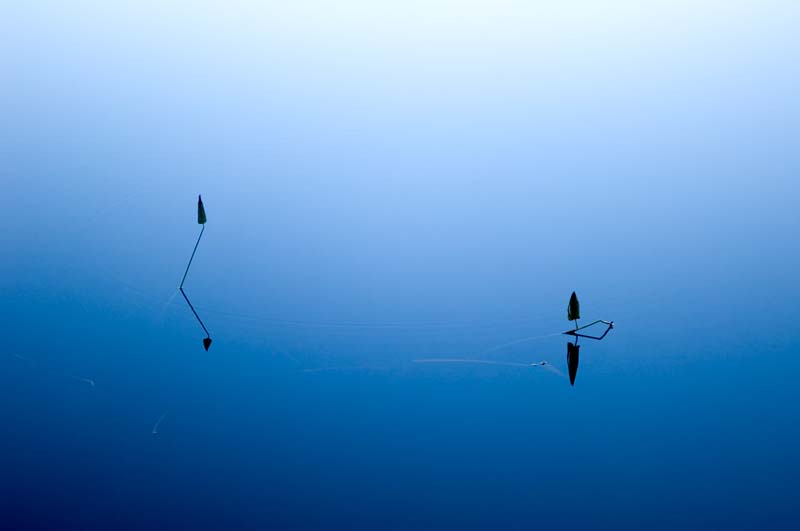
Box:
[2,2,799,529]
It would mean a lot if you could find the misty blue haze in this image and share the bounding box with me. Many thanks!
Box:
[2,2,799,529]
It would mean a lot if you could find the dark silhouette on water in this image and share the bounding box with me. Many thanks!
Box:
[562,292,614,386]
[567,342,579,385]
[568,291,580,323]
[180,195,212,351]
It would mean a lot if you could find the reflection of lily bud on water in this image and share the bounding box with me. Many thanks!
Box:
[567,342,580,386]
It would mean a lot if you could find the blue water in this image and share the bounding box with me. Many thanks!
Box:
[3,2,799,529]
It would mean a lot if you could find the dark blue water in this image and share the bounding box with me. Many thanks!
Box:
[3,2,799,529]
[4,181,797,529]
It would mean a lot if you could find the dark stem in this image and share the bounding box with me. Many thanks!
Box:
[180,225,205,289]
[179,225,210,338]
[180,287,210,338]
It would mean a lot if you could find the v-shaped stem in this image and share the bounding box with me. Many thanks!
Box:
[563,319,614,341]
[180,225,210,338]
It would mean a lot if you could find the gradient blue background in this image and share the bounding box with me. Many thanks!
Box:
[2,1,799,529]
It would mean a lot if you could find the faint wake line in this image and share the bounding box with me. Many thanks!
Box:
[480,332,562,355]
[413,358,566,379]
[73,377,96,387]
[8,353,96,387]
[413,359,532,368]
[152,411,169,435]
